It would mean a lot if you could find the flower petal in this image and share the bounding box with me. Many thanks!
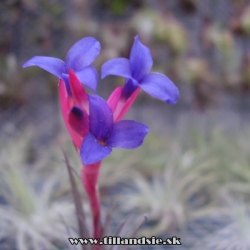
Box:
[107,86,140,122]
[68,106,89,138]
[115,87,140,122]
[75,66,98,91]
[68,70,88,110]
[106,120,149,148]
[66,37,101,71]
[23,56,66,78]
[89,95,113,141]
[121,78,139,99]
[129,35,153,81]
[58,79,82,149]
[140,73,179,104]
[80,133,112,165]
[107,86,122,113]
[101,58,132,79]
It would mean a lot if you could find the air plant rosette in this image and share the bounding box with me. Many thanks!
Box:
[23,35,179,248]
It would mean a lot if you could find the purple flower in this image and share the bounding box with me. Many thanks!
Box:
[23,37,101,91]
[80,95,149,165]
[101,35,179,104]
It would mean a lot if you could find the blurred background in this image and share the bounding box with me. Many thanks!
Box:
[1,0,250,249]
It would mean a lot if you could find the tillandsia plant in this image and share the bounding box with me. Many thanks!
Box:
[23,36,179,245]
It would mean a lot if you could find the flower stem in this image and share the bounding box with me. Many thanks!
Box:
[81,162,102,240]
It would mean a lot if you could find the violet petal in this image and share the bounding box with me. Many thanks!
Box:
[66,37,101,71]
[101,58,132,79]
[23,56,66,78]
[106,120,149,148]
[89,95,113,141]
[121,78,139,99]
[140,73,179,104]
[75,65,98,91]
[80,133,112,165]
[129,36,153,82]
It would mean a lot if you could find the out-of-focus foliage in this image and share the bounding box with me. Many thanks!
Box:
[194,199,250,249]
[1,0,250,111]
[0,128,81,250]
[114,127,250,248]
[240,4,250,35]
[3,115,250,249]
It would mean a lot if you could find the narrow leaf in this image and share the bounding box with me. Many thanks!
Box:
[112,215,148,250]
[62,150,90,250]
[101,204,117,238]
[58,213,77,250]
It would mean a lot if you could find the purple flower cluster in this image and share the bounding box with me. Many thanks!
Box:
[23,36,179,165]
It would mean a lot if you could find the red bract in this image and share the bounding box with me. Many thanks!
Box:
[59,70,89,149]
[59,70,102,239]
[107,86,141,121]
[59,71,149,240]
